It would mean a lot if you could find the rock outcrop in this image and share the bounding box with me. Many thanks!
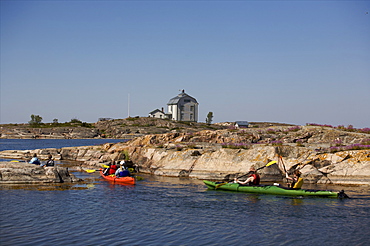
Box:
[0,162,82,184]
[1,125,369,185]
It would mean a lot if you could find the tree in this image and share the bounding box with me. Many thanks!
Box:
[206,112,213,124]
[70,118,82,123]
[29,114,43,126]
[53,118,59,124]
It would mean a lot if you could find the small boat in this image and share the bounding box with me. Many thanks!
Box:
[100,170,135,185]
[203,180,348,198]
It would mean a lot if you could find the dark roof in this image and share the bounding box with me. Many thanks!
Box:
[167,90,198,105]
[149,109,165,115]
[235,121,249,125]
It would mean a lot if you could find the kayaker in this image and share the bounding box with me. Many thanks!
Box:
[286,170,303,189]
[40,154,54,167]
[115,165,130,177]
[108,161,118,175]
[119,160,128,170]
[29,154,41,165]
[234,165,260,185]
[45,154,55,167]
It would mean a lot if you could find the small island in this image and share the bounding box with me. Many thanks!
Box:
[1,117,369,185]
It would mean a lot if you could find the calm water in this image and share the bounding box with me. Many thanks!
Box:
[0,139,370,246]
[0,138,128,151]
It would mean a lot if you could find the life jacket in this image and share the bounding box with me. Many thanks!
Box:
[108,165,118,175]
[119,170,130,177]
[292,177,303,189]
[250,173,260,185]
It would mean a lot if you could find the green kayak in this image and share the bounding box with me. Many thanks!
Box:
[203,180,349,198]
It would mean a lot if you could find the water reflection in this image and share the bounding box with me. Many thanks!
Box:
[1,171,370,246]
[290,197,304,206]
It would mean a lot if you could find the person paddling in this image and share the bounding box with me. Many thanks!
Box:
[234,165,260,186]
[286,170,303,189]
[108,161,118,175]
[115,164,130,177]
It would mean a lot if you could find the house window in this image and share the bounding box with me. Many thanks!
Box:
[184,99,190,103]
[190,106,194,112]
[190,114,193,120]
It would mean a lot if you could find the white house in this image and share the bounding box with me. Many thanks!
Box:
[167,90,199,122]
[148,109,166,119]
[149,90,199,122]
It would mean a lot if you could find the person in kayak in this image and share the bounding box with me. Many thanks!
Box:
[286,170,303,189]
[40,154,54,167]
[115,164,130,177]
[108,161,118,175]
[29,154,40,165]
[234,165,260,185]
[45,154,55,166]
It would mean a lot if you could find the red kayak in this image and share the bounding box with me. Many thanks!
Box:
[100,170,135,185]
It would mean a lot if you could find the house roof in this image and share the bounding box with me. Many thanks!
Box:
[149,109,165,115]
[167,90,198,105]
[235,121,249,125]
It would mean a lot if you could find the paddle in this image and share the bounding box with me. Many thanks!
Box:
[85,164,109,173]
[279,155,287,173]
[279,155,292,186]
[215,160,277,189]
[84,164,110,173]
[85,169,100,173]
[85,165,108,173]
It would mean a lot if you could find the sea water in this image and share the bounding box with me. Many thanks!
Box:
[0,139,369,246]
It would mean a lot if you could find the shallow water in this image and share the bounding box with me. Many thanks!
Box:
[0,139,369,245]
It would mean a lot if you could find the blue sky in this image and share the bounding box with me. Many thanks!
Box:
[1,1,369,128]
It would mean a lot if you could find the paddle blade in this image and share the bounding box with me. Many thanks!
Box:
[256,161,277,171]
[266,161,277,167]
[101,164,109,168]
[85,169,97,173]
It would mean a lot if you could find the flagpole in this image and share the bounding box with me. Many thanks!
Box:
[128,93,130,117]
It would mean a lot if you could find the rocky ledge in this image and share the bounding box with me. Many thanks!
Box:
[1,125,369,185]
[0,162,82,184]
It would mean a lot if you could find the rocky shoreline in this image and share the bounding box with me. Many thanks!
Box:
[0,162,81,184]
[1,124,369,185]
